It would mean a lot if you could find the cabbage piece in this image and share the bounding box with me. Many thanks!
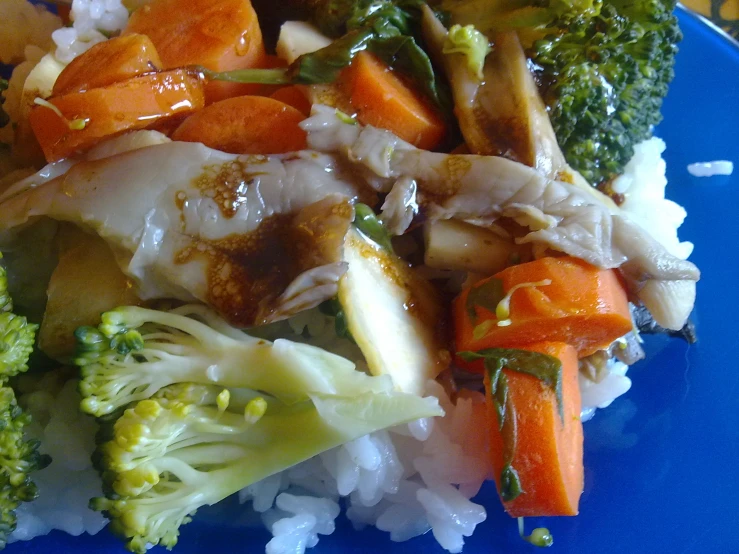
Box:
[0,141,373,326]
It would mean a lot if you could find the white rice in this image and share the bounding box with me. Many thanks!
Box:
[9,377,107,543]
[612,138,694,260]
[579,359,631,422]
[687,160,734,177]
[240,382,490,554]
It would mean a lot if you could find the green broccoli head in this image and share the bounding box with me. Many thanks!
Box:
[74,305,390,418]
[90,383,441,552]
[528,0,681,184]
[0,386,52,548]
[443,0,681,185]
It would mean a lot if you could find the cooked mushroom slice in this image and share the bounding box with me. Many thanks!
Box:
[338,227,449,395]
[303,107,700,330]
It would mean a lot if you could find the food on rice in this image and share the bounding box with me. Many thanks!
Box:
[0,0,697,552]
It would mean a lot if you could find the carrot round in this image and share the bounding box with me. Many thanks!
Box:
[270,85,311,117]
[30,69,205,162]
[171,95,307,154]
[52,34,163,96]
[454,256,632,358]
[124,0,267,102]
[481,342,584,517]
[338,51,446,150]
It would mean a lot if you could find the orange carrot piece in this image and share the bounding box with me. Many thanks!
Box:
[124,0,267,102]
[338,51,446,150]
[30,69,205,162]
[171,95,307,154]
[52,34,163,96]
[454,256,632,358]
[270,85,311,117]
[483,342,583,517]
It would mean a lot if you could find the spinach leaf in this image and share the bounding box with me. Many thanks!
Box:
[458,347,564,422]
[464,278,505,324]
[353,204,394,252]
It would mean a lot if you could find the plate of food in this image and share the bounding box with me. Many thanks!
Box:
[0,0,737,553]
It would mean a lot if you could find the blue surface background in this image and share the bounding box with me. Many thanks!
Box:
[4,6,739,554]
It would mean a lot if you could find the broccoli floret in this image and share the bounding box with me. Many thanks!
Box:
[529,0,681,184]
[0,313,38,382]
[91,382,441,552]
[74,305,391,417]
[444,0,681,185]
[0,252,49,547]
[0,387,51,549]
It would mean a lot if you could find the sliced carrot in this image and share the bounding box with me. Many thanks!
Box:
[52,34,163,96]
[30,69,205,162]
[270,85,311,116]
[124,0,267,102]
[338,51,446,150]
[454,256,632,358]
[480,342,583,517]
[171,95,307,154]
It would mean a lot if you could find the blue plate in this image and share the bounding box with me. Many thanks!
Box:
[5,6,739,554]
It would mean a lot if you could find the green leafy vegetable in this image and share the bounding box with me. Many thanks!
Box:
[458,347,563,421]
[202,0,446,108]
[353,203,394,252]
[464,277,505,323]
[442,24,491,80]
[318,298,355,342]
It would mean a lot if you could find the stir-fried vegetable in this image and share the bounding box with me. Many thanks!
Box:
[443,0,682,185]
[92,379,441,552]
[124,0,268,101]
[171,95,308,154]
[462,343,583,517]
[0,255,50,548]
[51,34,162,96]
[29,69,205,162]
[454,257,633,358]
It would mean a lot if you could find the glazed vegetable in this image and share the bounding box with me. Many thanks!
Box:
[51,34,162,96]
[461,342,583,517]
[423,219,525,275]
[74,304,393,417]
[338,226,448,395]
[304,108,698,330]
[0,141,364,326]
[0,254,50,548]
[454,257,632,357]
[443,0,682,185]
[270,85,312,115]
[339,51,446,149]
[171,95,308,154]
[38,228,141,361]
[124,0,267,101]
[91,379,441,552]
[29,69,205,162]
